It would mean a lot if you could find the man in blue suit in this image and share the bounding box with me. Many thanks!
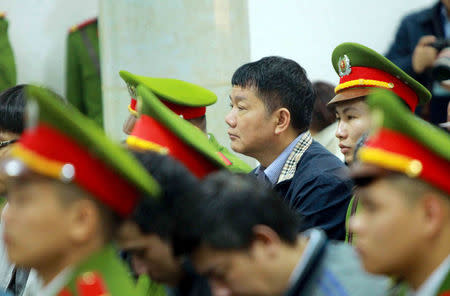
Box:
[226,56,352,240]
[386,0,450,124]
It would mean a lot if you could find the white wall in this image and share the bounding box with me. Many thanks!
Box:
[3,0,438,97]
[248,0,436,85]
[1,0,98,97]
[1,0,438,136]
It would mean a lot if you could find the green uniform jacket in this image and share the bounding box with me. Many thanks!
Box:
[66,18,103,127]
[57,245,137,295]
[0,15,16,93]
[135,274,167,296]
[344,194,360,244]
[208,133,252,173]
[388,269,449,295]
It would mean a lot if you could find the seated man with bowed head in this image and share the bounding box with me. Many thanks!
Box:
[172,172,388,296]
[118,151,211,296]
[226,56,352,240]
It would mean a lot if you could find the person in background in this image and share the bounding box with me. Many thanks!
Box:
[310,81,344,161]
[385,0,450,125]
[172,172,388,296]
[349,89,450,295]
[118,151,211,296]
[328,42,431,243]
[0,13,16,93]
[1,85,160,295]
[66,18,103,127]
[125,84,234,179]
[0,85,41,296]
[226,56,352,240]
[119,71,252,173]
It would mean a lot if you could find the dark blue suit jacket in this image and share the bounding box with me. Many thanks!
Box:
[385,1,444,89]
[272,141,352,241]
[386,1,450,124]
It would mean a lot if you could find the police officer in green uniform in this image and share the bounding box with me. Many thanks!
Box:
[328,42,431,243]
[119,70,252,173]
[66,18,103,128]
[0,12,16,93]
[349,90,450,296]
[0,85,160,295]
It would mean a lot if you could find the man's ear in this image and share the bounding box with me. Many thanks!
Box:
[67,199,101,244]
[274,108,291,135]
[420,192,449,239]
[250,225,281,259]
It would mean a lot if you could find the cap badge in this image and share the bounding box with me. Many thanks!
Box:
[338,55,351,77]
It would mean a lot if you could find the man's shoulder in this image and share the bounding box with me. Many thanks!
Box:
[320,242,389,295]
[279,141,350,192]
[402,3,436,26]
[61,246,137,295]
[298,141,347,173]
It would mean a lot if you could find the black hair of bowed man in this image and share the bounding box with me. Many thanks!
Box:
[0,84,27,134]
[131,150,201,241]
[172,171,301,256]
[231,56,315,132]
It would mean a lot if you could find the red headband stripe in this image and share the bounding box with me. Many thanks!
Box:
[18,124,139,216]
[162,100,206,120]
[131,114,218,178]
[339,67,419,111]
[365,128,450,194]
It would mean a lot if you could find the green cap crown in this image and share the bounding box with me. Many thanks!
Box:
[27,85,161,198]
[136,85,229,168]
[332,42,431,105]
[366,89,450,161]
[120,70,217,107]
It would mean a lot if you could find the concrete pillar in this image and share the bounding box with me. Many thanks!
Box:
[99,0,254,166]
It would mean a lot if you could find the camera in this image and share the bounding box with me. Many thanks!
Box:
[430,39,450,52]
[430,39,450,82]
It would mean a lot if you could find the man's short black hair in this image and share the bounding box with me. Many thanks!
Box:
[131,150,201,241]
[0,84,27,134]
[231,56,315,132]
[172,172,301,256]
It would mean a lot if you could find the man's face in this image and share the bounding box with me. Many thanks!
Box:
[1,174,73,269]
[335,98,371,164]
[349,177,424,276]
[192,245,271,296]
[118,221,182,285]
[225,86,278,158]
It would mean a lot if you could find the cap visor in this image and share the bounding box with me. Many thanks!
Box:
[328,88,371,106]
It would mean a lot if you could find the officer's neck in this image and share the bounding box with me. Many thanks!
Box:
[37,238,105,286]
[402,227,450,289]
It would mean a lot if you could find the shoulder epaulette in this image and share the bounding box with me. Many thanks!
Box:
[76,271,109,296]
[57,288,73,296]
[0,12,6,19]
[69,17,98,33]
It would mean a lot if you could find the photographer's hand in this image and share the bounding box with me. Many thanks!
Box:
[412,35,438,74]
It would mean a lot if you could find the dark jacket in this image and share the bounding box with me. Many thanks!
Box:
[171,260,211,296]
[272,138,352,241]
[385,1,444,90]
